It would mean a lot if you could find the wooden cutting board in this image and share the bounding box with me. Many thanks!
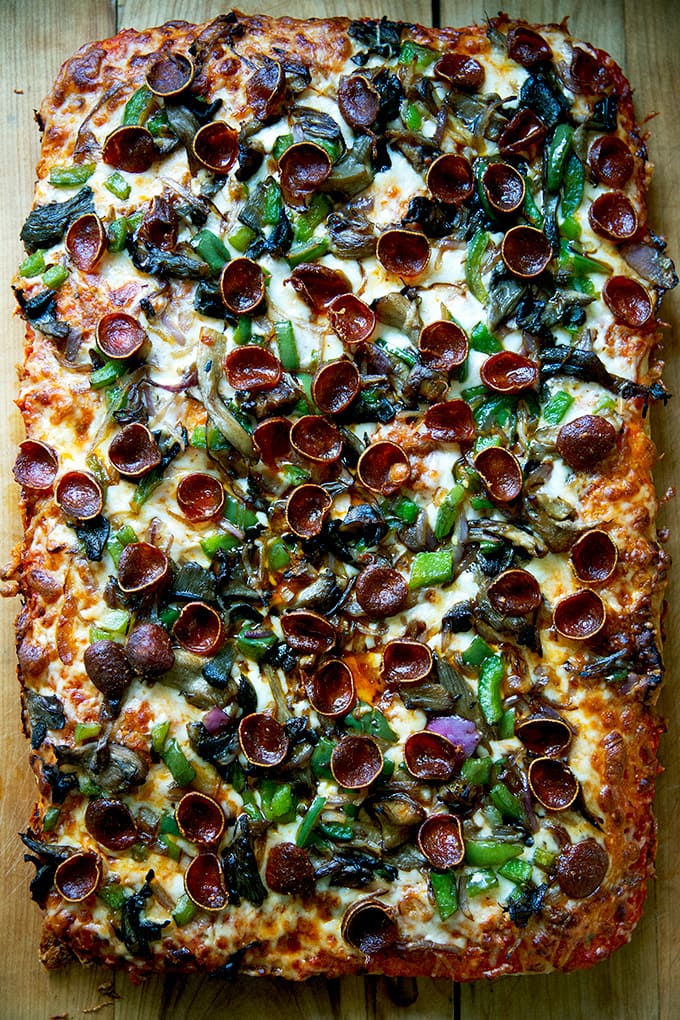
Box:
[1,2,678,1017]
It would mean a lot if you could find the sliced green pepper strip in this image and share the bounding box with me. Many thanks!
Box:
[237,623,277,661]
[159,814,180,836]
[272,133,294,161]
[296,795,326,847]
[478,654,505,725]
[461,756,493,785]
[385,495,419,524]
[434,485,466,541]
[191,229,230,275]
[470,322,502,354]
[546,125,573,192]
[151,720,169,755]
[409,550,453,590]
[229,225,257,253]
[146,109,170,137]
[465,839,523,867]
[108,218,128,253]
[98,884,128,911]
[158,833,181,861]
[311,737,335,780]
[533,846,557,869]
[462,635,493,666]
[274,320,299,371]
[466,868,498,897]
[201,532,240,557]
[399,39,438,69]
[403,101,423,131]
[465,229,490,306]
[523,185,544,227]
[74,722,102,744]
[542,390,574,425]
[131,468,164,510]
[293,193,332,243]
[490,782,524,821]
[287,236,330,268]
[223,495,258,531]
[42,807,61,833]
[104,172,131,200]
[430,871,458,920]
[267,539,291,570]
[172,893,197,927]
[262,179,283,227]
[498,858,532,885]
[558,241,610,276]
[374,336,418,367]
[20,250,46,278]
[317,822,353,841]
[559,214,581,241]
[162,738,196,787]
[561,151,585,218]
[49,163,96,188]
[123,86,156,126]
[499,707,515,739]
[43,264,69,289]
[345,703,397,742]
[90,359,127,391]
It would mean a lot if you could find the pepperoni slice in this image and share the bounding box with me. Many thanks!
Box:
[176,791,225,846]
[281,609,336,655]
[488,568,541,615]
[507,26,552,68]
[125,622,175,677]
[103,126,155,174]
[553,589,606,640]
[341,898,398,956]
[480,351,539,393]
[418,320,469,372]
[108,423,162,479]
[570,530,618,584]
[117,542,170,594]
[327,293,376,345]
[481,163,526,215]
[331,734,383,788]
[253,417,292,467]
[516,716,572,757]
[417,814,465,869]
[56,471,103,520]
[175,472,225,522]
[434,52,485,90]
[266,842,315,895]
[285,484,332,539]
[602,275,652,328]
[501,225,552,278]
[312,360,360,415]
[570,46,611,95]
[192,122,239,174]
[84,639,134,704]
[381,639,433,686]
[173,601,225,657]
[54,852,102,902]
[246,60,286,122]
[423,400,474,444]
[290,415,343,464]
[427,154,474,206]
[357,441,410,495]
[65,213,107,272]
[146,53,194,96]
[338,74,380,129]
[220,258,266,315]
[238,712,289,767]
[588,192,638,242]
[287,264,351,313]
[278,142,332,208]
[557,839,609,898]
[376,229,430,279]
[528,757,579,811]
[96,312,146,360]
[305,659,356,717]
[184,852,228,911]
[85,799,138,852]
[404,730,463,781]
[474,447,523,503]
[498,109,547,160]
[13,440,58,490]
[588,136,634,189]
[225,345,282,393]
[556,415,616,471]
[355,564,408,619]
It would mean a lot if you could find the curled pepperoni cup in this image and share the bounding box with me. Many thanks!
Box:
[126,622,175,677]
[84,639,134,703]
[426,154,473,206]
[238,712,289,768]
[173,601,224,657]
[418,320,469,372]
[331,735,383,789]
[184,852,228,911]
[266,842,315,896]
[328,293,376,345]
[287,264,350,313]
[176,472,225,522]
[176,791,225,846]
[192,121,239,175]
[498,109,547,160]
[588,136,634,189]
[54,852,102,902]
[65,213,107,273]
[225,345,282,393]
[56,471,103,520]
[285,484,332,539]
[501,225,552,278]
[306,659,356,718]
[103,125,155,174]
[507,26,552,68]
[278,142,332,208]
[341,898,398,955]
[97,312,146,360]
[281,609,336,655]
[417,814,465,870]
[589,191,638,242]
[253,417,291,468]
[117,542,170,595]
[570,529,618,585]
[338,73,380,129]
[312,360,360,415]
[602,275,652,328]
[528,757,579,811]
[246,60,285,122]
[109,423,161,479]
[434,52,485,91]
[557,839,609,899]
[355,565,408,619]
[381,639,433,686]
[474,447,523,503]
[13,440,58,490]
[570,46,611,95]
[516,715,572,757]
[556,414,617,471]
[85,799,138,852]
[377,229,430,280]
[290,415,343,464]
[553,589,606,641]
[488,568,541,616]
[357,441,410,496]
[220,258,266,316]
[404,731,463,781]
[146,52,194,96]
[480,351,539,394]
[481,163,526,216]
[424,400,475,445]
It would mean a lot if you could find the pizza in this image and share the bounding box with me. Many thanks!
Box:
[10,10,676,981]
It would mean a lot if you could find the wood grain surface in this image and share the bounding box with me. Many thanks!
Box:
[1,2,677,1018]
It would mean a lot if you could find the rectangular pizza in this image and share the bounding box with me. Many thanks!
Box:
[10,10,676,981]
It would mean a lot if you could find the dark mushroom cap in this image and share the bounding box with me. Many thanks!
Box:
[570,529,618,584]
[287,264,351,313]
[516,715,572,757]
[184,852,228,911]
[176,791,225,846]
[125,622,175,677]
[376,229,430,279]
[146,52,195,96]
[488,568,541,615]
[480,351,538,393]
[266,841,315,895]
[290,415,343,464]
[220,259,266,315]
[498,109,547,160]
[312,360,360,415]
[602,275,653,328]
[355,564,408,619]
[278,141,332,208]
[65,213,107,273]
[570,46,611,94]
[357,441,410,496]
[341,898,398,955]
[381,639,433,686]
[557,838,609,898]
[528,756,580,811]
[501,225,552,278]
[138,195,178,251]
[192,121,239,174]
[507,25,552,67]
[404,730,463,781]
[225,345,282,393]
[434,52,485,90]
[588,191,638,242]
[117,542,170,595]
[424,400,475,444]
[173,601,225,657]
[253,416,292,467]
[556,414,617,471]
[85,798,138,851]
[285,484,332,539]
[84,639,134,703]
[553,589,606,640]
[426,154,474,206]
[474,447,523,503]
[175,472,225,522]
[281,609,336,655]
[102,125,155,173]
[305,659,356,717]
[246,60,286,122]
[418,320,469,372]
[417,813,465,869]
[54,851,102,902]
[96,312,147,360]
[338,73,380,129]
[331,734,384,788]
[327,293,376,345]
[588,136,635,189]
[481,162,526,215]
[13,440,58,490]
[108,423,162,479]
[56,471,104,520]
[238,712,290,767]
